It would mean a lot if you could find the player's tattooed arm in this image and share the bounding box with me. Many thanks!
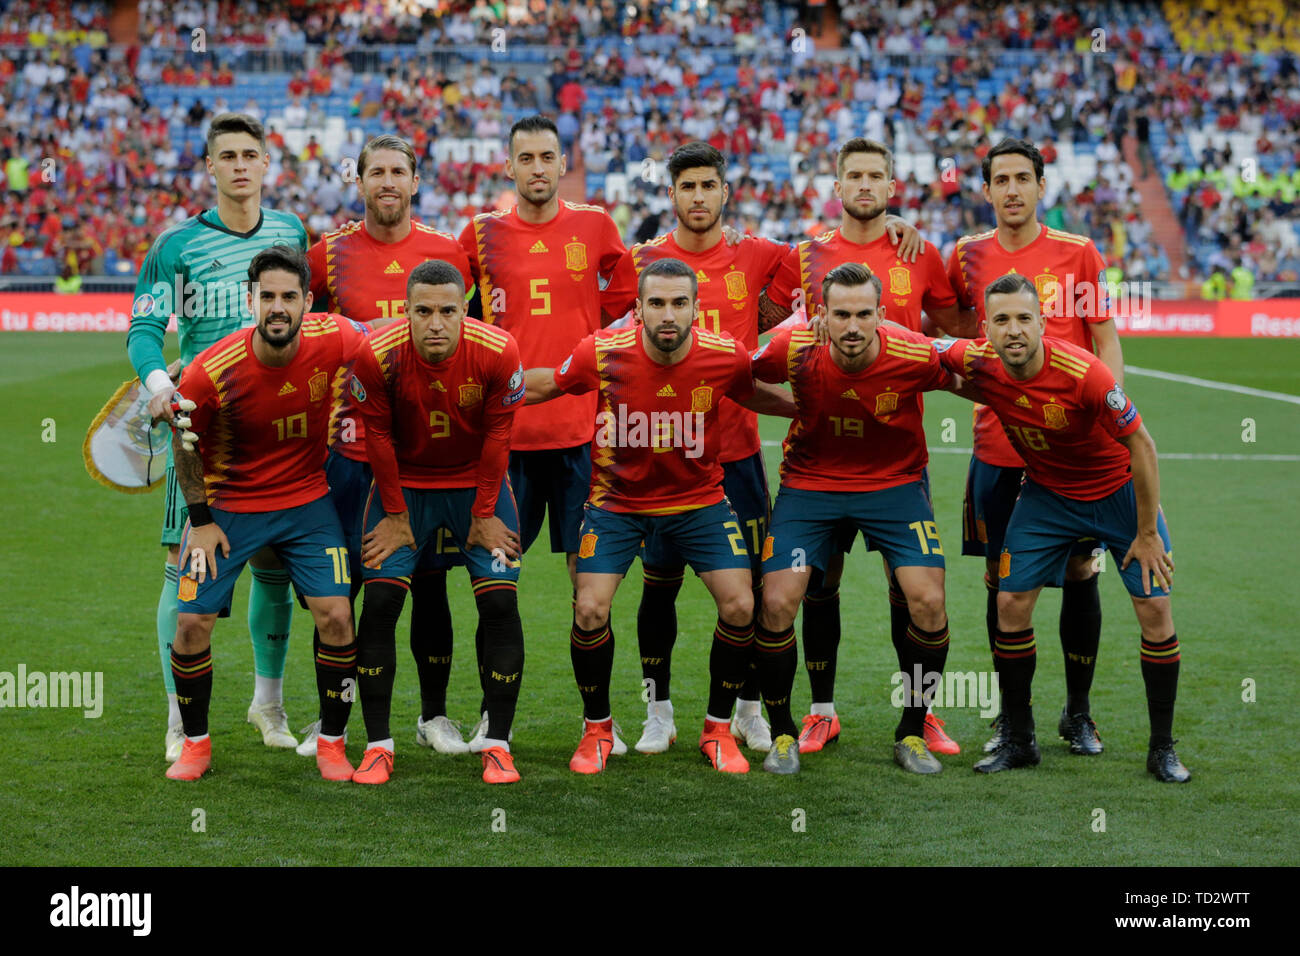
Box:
[740,380,796,418]
[1116,424,1172,595]
[885,215,923,262]
[757,290,791,332]
[523,367,563,404]
[172,434,208,509]
[172,433,230,581]
[1090,318,1125,388]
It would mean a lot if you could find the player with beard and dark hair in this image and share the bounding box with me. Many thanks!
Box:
[600,141,787,757]
[947,138,1124,758]
[524,257,796,775]
[161,245,368,782]
[758,138,976,758]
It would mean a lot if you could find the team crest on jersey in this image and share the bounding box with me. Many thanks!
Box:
[761,535,774,562]
[308,368,329,403]
[178,575,198,602]
[565,240,588,275]
[579,532,598,558]
[1043,402,1068,430]
[874,391,899,416]
[458,381,484,407]
[724,270,748,302]
[888,266,911,296]
[690,385,714,413]
[1034,272,1060,309]
[350,377,366,403]
[998,551,1011,579]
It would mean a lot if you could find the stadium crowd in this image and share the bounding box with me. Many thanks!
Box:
[0,0,1298,293]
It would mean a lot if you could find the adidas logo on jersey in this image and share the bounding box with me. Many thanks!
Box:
[841,388,861,400]
[696,269,709,282]
[384,260,404,274]
[657,384,677,397]
[1015,394,1031,408]
[529,241,549,253]
[278,381,297,396]
[202,258,224,274]
[431,380,446,391]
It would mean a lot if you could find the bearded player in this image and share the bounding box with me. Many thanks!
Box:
[459,115,637,752]
[132,113,309,761]
[525,258,796,774]
[160,246,366,782]
[753,263,964,775]
[298,134,477,759]
[937,275,1186,782]
[947,138,1124,757]
[757,138,975,757]
[600,142,788,756]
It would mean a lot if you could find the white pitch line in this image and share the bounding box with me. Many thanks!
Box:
[760,440,1298,461]
[1127,365,1300,406]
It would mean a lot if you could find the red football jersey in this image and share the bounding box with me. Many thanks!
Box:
[178,313,367,512]
[752,324,951,492]
[459,200,635,452]
[353,318,524,518]
[765,228,957,333]
[946,225,1112,467]
[307,221,475,462]
[936,336,1140,500]
[553,327,755,514]
[603,232,786,463]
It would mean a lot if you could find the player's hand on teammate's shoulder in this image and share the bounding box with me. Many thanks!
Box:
[1121,530,1175,596]
[809,310,829,345]
[467,514,522,562]
[722,224,743,247]
[885,215,922,262]
[361,512,417,569]
[181,522,230,583]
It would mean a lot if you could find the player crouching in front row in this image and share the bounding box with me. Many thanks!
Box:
[352,260,527,785]
[752,263,962,774]
[159,246,368,782]
[938,274,1188,782]
[525,257,797,774]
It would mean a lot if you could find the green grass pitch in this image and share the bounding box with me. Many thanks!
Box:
[1,333,1296,866]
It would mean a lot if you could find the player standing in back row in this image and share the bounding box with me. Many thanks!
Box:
[130,113,309,762]
[459,115,636,751]
[946,138,1124,757]
[758,138,975,758]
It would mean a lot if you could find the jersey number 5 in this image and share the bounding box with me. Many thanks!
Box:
[530,278,551,316]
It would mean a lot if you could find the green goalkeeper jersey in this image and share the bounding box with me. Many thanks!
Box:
[126,206,309,384]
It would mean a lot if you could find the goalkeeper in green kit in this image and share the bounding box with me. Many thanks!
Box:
[127,113,310,761]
